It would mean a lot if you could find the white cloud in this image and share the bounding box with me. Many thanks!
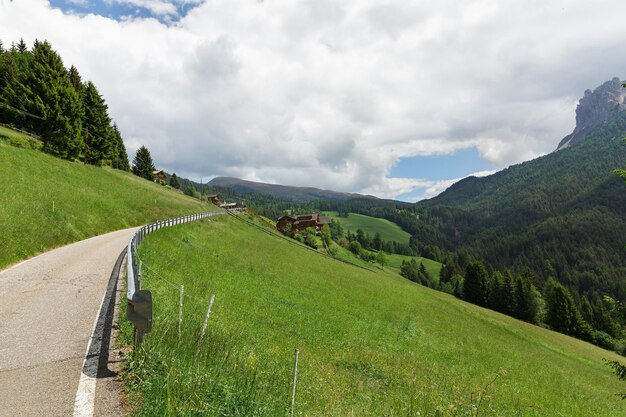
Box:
[1,0,624,200]
[111,0,176,17]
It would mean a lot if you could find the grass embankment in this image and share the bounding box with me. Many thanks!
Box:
[0,135,213,268]
[121,214,624,416]
[324,211,411,243]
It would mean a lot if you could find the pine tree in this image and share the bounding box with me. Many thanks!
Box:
[544,279,590,338]
[400,259,419,283]
[9,41,83,158]
[111,123,130,171]
[132,145,156,181]
[0,49,18,99]
[488,271,506,312]
[514,275,538,322]
[68,65,83,95]
[169,173,180,188]
[418,262,432,287]
[580,296,594,327]
[0,40,4,54]
[372,233,382,251]
[184,182,197,197]
[17,38,27,53]
[82,81,114,164]
[463,262,489,307]
[501,271,517,316]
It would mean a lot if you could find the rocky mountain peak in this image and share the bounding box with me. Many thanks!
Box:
[556,77,626,150]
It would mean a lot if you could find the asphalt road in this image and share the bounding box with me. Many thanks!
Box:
[0,227,136,417]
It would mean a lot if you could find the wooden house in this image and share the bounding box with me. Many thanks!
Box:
[276,214,331,233]
[207,194,220,204]
[153,170,167,184]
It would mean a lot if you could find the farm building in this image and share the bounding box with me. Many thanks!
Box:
[207,194,220,204]
[153,170,167,184]
[276,214,331,233]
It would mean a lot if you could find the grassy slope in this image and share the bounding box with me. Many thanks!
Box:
[122,214,625,417]
[386,253,442,277]
[0,138,212,268]
[324,211,411,243]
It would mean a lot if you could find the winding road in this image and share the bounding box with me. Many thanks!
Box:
[0,227,136,416]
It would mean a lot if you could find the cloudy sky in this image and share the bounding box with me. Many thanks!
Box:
[1,0,625,201]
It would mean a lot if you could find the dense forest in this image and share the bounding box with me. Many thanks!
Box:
[0,38,129,169]
[413,113,626,302]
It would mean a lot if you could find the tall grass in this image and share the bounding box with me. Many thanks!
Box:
[120,214,625,416]
[0,139,211,268]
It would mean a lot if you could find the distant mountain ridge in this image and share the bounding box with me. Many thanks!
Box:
[207,176,378,203]
[414,78,626,299]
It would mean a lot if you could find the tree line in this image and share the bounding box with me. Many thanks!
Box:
[0,38,129,170]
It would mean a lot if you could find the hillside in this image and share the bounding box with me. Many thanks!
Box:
[413,81,626,299]
[324,211,411,244]
[0,135,212,268]
[208,176,378,202]
[121,214,624,416]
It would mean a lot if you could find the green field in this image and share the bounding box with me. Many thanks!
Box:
[324,211,411,243]
[0,134,212,268]
[386,253,442,277]
[121,214,625,416]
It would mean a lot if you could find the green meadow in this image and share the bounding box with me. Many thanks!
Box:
[0,134,212,268]
[121,213,625,416]
[385,253,442,278]
[324,211,411,243]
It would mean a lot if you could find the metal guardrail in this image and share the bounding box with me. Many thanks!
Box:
[126,209,236,346]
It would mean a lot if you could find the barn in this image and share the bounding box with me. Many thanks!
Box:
[276,214,331,233]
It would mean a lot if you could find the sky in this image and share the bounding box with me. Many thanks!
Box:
[1,0,625,201]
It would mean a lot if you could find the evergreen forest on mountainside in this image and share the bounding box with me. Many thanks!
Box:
[0,38,130,169]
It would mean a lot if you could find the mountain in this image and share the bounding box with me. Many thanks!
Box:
[556,77,626,150]
[414,78,626,299]
[207,176,378,203]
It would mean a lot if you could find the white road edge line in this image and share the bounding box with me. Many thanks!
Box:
[72,272,112,417]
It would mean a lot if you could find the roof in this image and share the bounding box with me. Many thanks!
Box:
[319,216,331,224]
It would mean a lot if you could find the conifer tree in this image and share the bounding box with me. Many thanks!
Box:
[501,271,517,316]
[418,262,432,287]
[0,49,18,99]
[169,173,180,189]
[82,81,114,164]
[111,123,130,171]
[514,275,538,322]
[463,261,489,307]
[132,145,156,181]
[68,65,83,95]
[17,38,27,53]
[7,40,83,158]
[544,279,590,338]
[488,271,506,312]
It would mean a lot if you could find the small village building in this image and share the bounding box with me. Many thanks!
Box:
[153,170,167,184]
[207,194,220,204]
[276,214,331,233]
[220,202,240,209]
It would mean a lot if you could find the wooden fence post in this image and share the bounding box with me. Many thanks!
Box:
[196,294,215,357]
[178,284,184,343]
[290,348,299,417]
